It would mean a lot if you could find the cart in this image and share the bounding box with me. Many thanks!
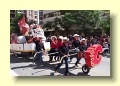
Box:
[10,42,50,58]
[77,44,102,74]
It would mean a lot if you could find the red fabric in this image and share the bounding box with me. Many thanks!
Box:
[21,24,29,34]
[57,41,63,49]
[50,40,57,48]
[18,16,30,35]
[18,16,26,28]
[100,36,104,42]
[10,33,18,44]
[84,44,102,68]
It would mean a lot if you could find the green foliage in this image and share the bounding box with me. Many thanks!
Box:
[52,17,61,30]
[27,20,37,25]
[73,10,101,29]
[43,10,110,36]
[61,13,75,29]
[99,10,110,35]
[43,21,53,30]
[10,12,23,33]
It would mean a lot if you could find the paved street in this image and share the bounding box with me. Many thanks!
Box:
[10,53,110,76]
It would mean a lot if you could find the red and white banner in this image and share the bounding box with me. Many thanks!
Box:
[18,16,30,35]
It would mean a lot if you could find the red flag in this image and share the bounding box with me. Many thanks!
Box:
[18,16,30,34]
[18,16,26,28]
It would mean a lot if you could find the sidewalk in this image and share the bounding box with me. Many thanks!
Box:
[10,69,19,76]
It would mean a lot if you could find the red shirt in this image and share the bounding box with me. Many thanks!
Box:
[57,41,63,49]
[51,40,57,48]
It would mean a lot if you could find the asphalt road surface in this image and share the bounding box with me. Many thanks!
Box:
[10,53,110,76]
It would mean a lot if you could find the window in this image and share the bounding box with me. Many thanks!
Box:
[39,21,43,24]
[39,17,43,20]
[10,10,15,13]
[29,10,32,14]
[39,12,43,16]
[31,10,33,13]
[34,11,37,15]
[29,10,31,14]
[29,10,33,18]
[39,10,42,12]
[10,14,15,18]
[22,10,26,13]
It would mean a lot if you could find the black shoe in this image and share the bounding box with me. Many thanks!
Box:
[76,64,78,67]
[49,60,52,61]
[54,67,58,72]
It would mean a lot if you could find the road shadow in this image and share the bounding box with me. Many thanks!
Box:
[10,53,90,76]
[102,53,110,58]
[32,60,90,76]
[10,54,35,63]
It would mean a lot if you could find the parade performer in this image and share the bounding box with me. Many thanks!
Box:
[72,34,80,50]
[32,35,45,66]
[74,38,87,67]
[46,35,52,42]
[55,36,63,61]
[55,37,70,76]
[70,34,80,61]
[48,36,58,61]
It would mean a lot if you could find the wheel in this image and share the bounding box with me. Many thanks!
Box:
[82,64,90,74]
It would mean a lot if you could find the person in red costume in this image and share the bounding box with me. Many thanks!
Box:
[48,36,58,61]
[57,36,63,49]
[55,36,63,61]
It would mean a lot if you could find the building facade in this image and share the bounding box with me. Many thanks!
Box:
[10,10,43,25]
[26,10,43,25]
[10,10,16,24]
[43,10,64,36]
[42,10,110,37]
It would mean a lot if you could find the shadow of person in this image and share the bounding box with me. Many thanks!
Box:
[32,60,90,76]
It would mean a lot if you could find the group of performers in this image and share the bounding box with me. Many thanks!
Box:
[11,18,104,76]
[47,34,88,76]
[16,22,89,76]
[28,32,88,76]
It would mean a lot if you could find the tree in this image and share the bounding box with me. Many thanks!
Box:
[43,17,61,36]
[27,20,37,25]
[99,13,110,35]
[52,17,61,35]
[10,12,23,34]
[43,21,53,30]
[60,13,76,36]
[43,10,103,36]
[74,10,100,28]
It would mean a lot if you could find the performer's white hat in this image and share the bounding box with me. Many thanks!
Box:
[51,36,57,40]
[81,38,86,40]
[73,34,79,37]
[59,36,63,39]
[63,37,69,41]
